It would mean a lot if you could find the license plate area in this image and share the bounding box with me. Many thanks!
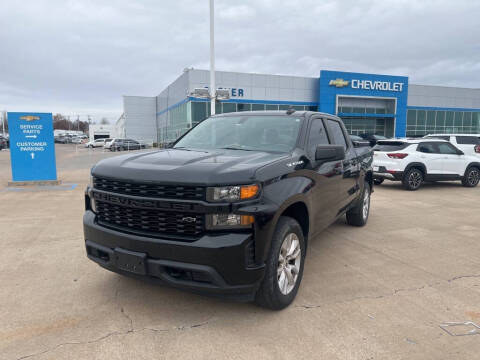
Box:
[373,166,380,171]
[114,248,147,275]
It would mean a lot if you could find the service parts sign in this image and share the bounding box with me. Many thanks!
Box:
[7,112,57,181]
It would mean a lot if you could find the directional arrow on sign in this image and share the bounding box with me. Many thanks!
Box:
[30,153,35,159]
[26,135,37,139]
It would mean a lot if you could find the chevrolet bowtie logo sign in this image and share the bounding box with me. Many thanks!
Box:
[20,115,40,121]
[329,79,349,88]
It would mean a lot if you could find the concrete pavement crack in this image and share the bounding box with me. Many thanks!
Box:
[15,320,211,360]
[296,283,441,310]
[448,274,480,282]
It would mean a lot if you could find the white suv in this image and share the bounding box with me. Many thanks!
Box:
[424,134,480,157]
[372,139,480,190]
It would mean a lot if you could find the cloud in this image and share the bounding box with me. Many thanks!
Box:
[0,0,478,122]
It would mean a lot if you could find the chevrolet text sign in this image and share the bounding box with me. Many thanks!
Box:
[7,112,57,182]
[351,79,404,92]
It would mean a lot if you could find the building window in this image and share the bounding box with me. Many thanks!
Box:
[192,102,207,123]
[407,110,416,126]
[252,104,265,111]
[237,103,251,112]
[266,104,279,111]
[222,103,236,113]
[406,109,480,137]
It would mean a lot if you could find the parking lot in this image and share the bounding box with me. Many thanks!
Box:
[1,145,479,360]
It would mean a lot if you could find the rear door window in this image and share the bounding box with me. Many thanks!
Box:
[374,142,409,152]
[326,119,347,150]
[417,143,438,153]
[456,136,480,145]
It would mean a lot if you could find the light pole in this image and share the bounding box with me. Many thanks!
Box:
[209,0,216,116]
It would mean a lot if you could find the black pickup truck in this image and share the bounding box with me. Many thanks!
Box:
[84,111,373,309]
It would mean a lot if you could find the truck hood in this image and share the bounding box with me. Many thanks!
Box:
[92,148,289,185]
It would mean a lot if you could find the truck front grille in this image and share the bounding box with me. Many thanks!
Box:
[93,177,205,201]
[95,200,204,239]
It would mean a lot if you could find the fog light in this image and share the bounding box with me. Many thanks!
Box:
[208,214,254,229]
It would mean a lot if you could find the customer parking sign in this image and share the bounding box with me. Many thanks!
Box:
[7,112,57,182]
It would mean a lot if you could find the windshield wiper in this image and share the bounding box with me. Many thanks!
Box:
[219,147,256,151]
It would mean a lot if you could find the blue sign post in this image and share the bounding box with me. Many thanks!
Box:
[7,112,58,183]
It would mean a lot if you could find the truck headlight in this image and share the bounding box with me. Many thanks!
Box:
[207,214,254,229]
[207,184,259,202]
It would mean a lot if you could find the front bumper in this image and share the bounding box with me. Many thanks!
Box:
[83,211,265,301]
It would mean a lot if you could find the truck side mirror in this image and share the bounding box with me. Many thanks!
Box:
[315,145,345,161]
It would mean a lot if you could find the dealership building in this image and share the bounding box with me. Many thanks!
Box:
[120,69,480,144]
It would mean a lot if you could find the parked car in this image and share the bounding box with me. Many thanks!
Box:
[108,138,141,151]
[55,136,70,144]
[103,138,115,150]
[71,136,83,144]
[359,133,388,147]
[350,134,371,147]
[85,138,111,148]
[0,135,8,150]
[423,134,480,157]
[85,110,374,309]
[372,139,480,190]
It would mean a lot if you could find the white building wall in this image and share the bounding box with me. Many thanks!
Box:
[186,69,318,103]
[408,84,480,109]
[123,96,157,142]
[88,124,115,141]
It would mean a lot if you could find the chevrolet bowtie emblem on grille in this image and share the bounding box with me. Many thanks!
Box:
[20,115,40,121]
[329,79,349,88]
[181,217,197,223]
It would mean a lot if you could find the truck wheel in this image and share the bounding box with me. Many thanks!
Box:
[402,168,423,191]
[462,166,480,187]
[373,178,384,185]
[346,181,371,227]
[255,216,305,310]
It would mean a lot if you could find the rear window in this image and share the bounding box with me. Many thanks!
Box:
[373,141,409,152]
[456,136,480,145]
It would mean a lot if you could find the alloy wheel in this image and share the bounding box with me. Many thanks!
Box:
[409,171,422,189]
[468,168,480,186]
[362,186,370,220]
[277,233,301,295]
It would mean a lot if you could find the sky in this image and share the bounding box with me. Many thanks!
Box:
[1,0,479,123]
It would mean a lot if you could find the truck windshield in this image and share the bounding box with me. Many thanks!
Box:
[174,115,304,152]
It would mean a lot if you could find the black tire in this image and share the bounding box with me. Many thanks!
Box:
[402,168,423,191]
[346,181,371,227]
[373,178,384,185]
[255,216,306,310]
[462,166,480,187]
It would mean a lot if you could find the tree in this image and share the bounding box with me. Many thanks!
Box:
[52,113,88,133]
[100,117,109,125]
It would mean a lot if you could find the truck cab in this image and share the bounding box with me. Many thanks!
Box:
[84,111,373,309]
